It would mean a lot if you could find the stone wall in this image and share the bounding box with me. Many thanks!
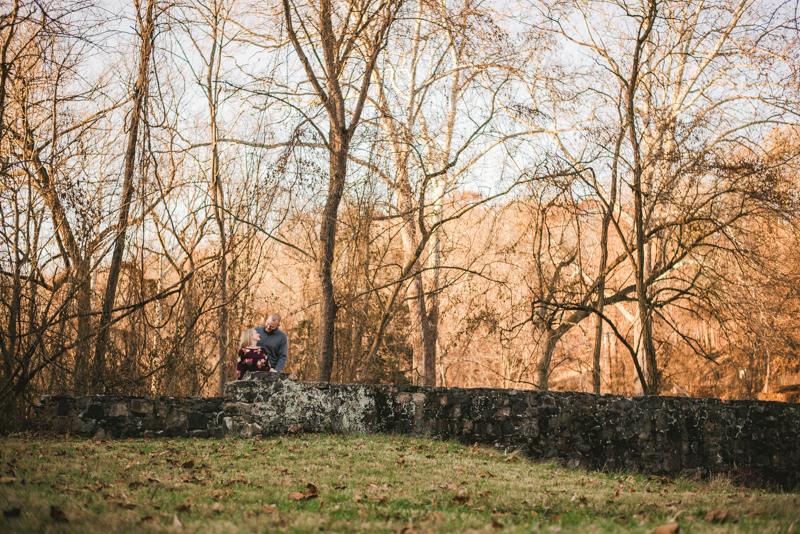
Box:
[33,375,800,489]
[33,394,226,439]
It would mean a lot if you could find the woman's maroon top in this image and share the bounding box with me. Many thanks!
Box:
[236,347,271,379]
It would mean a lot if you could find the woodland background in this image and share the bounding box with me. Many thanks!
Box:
[1,0,800,430]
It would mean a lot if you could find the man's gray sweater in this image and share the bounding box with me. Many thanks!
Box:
[254,327,288,372]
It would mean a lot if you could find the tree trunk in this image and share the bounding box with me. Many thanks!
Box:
[92,0,156,393]
[535,327,558,390]
[626,0,657,395]
[316,132,349,381]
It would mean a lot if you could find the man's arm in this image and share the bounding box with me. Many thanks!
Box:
[272,333,288,373]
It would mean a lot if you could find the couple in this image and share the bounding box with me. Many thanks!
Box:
[236,313,288,380]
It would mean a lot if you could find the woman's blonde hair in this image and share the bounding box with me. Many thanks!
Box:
[239,328,255,350]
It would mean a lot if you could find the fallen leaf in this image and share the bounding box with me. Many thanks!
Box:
[472,443,479,453]
[3,507,21,518]
[453,494,470,504]
[491,518,504,529]
[139,516,154,522]
[648,524,679,534]
[175,503,192,512]
[0,477,17,484]
[181,460,195,469]
[504,455,518,463]
[50,506,69,522]
[289,483,319,500]
[211,502,223,514]
[705,509,739,523]
[172,514,183,527]
[478,472,496,478]
[262,505,279,514]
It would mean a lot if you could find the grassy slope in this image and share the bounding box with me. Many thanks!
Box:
[0,434,798,533]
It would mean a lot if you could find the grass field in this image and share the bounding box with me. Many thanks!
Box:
[1,433,798,533]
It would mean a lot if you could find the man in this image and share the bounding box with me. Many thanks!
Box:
[254,313,288,373]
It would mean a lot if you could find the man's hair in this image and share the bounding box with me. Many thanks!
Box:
[239,328,255,350]
[267,313,281,323]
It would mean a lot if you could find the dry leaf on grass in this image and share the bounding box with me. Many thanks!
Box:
[648,523,679,534]
[181,460,195,469]
[172,514,182,527]
[491,518,504,529]
[704,508,739,523]
[0,477,17,484]
[262,505,279,514]
[452,493,470,504]
[289,483,319,500]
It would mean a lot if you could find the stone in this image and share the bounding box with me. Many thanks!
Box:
[85,404,104,420]
[187,412,207,430]
[165,409,187,430]
[242,423,262,438]
[223,402,253,415]
[106,403,130,418]
[131,399,153,415]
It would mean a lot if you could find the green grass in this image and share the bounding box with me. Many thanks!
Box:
[0,433,798,533]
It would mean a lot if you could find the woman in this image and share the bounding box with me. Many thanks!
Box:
[236,328,271,379]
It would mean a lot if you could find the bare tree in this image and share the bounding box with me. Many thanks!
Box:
[92,0,160,392]
[282,0,403,382]
[530,0,798,393]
